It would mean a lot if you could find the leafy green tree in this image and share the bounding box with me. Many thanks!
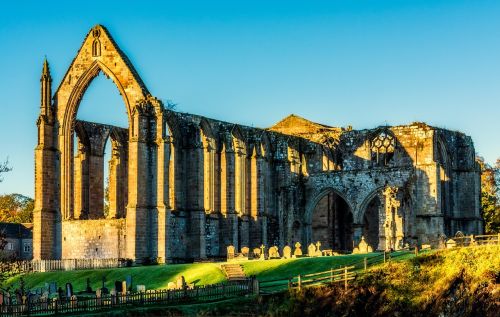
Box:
[0,194,34,223]
[477,157,500,234]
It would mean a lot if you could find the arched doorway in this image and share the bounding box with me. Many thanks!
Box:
[362,195,381,250]
[310,190,353,251]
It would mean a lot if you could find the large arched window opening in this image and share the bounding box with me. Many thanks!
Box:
[71,73,129,220]
[200,121,216,212]
[310,190,353,251]
[362,195,381,250]
[233,129,246,215]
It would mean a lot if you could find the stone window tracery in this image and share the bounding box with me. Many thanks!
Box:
[371,131,395,166]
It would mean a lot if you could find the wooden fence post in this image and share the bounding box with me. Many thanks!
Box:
[344,266,348,291]
[364,257,367,271]
[383,251,386,263]
[298,274,301,291]
[330,268,334,282]
[253,278,260,296]
[415,246,418,257]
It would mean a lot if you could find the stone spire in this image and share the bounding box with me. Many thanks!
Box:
[40,57,52,116]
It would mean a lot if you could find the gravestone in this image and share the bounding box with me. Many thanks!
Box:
[70,295,78,308]
[241,247,249,257]
[227,245,235,260]
[446,239,456,249]
[65,283,73,298]
[126,275,133,292]
[176,276,186,289]
[167,282,177,290]
[48,282,57,295]
[260,245,266,260]
[15,291,22,304]
[114,281,123,293]
[252,248,261,259]
[101,276,109,295]
[315,241,322,256]
[86,278,92,293]
[282,246,292,259]
[353,236,373,254]
[110,289,117,305]
[307,243,317,257]
[293,242,302,257]
[137,285,146,292]
[122,281,127,294]
[57,287,64,299]
[268,246,279,258]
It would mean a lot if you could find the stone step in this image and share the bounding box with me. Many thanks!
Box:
[221,264,246,281]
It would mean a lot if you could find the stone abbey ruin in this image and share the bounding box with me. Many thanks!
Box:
[33,25,483,262]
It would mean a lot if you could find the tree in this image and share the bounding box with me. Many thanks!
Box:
[0,159,11,183]
[477,156,500,234]
[0,194,34,223]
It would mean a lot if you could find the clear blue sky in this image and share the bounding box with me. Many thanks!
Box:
[0,0,499,197]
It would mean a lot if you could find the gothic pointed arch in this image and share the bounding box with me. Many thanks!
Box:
[53,25,161,220]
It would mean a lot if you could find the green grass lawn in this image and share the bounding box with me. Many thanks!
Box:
[5,252,390,293]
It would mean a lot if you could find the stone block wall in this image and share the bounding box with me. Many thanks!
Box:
[61,219,126,259]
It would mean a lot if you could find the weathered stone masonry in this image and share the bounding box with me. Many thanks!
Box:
[33,25,483,262]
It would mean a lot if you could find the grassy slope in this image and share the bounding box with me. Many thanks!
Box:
[5,253,383,292]
[368,244,500,308]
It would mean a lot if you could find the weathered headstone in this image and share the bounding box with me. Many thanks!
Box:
[136,285,146,292]
[241,246,249,257]
[293,242,302,257]
[283,246,292,259]
[70,295,78,308]
[114,281,123,293]
[101,276,108,295]
[57,287,64,299]
[227,245,235,260]
[268,246,279,258]
[260,245,266,260]
[48,282,57,295]
[86,278,92,293]
[307,243,317,257]
[446,239,456,249]
[167,282,177,290]
[176,276,186,289]
[65,283,73,298]
[421,244,431,250]
[15,291,22,304]
[121,281,127,294]
[252,248,261,259]
[126,275,133,292]
[352,236,373,254]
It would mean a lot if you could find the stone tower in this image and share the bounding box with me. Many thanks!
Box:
[33,59,60,259]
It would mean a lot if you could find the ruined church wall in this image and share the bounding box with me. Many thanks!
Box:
[61,219,126,259]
